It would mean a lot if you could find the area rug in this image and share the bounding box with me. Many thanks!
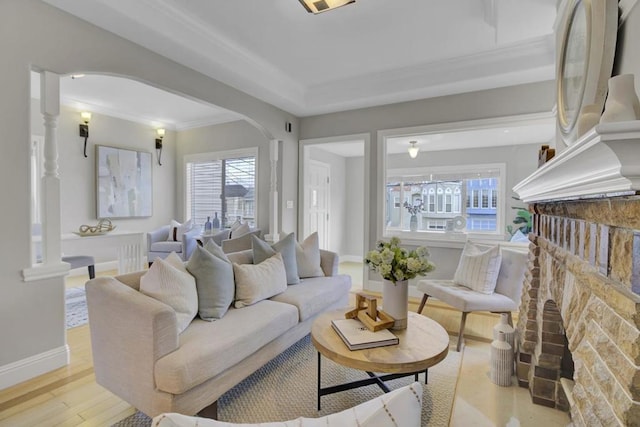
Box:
[113,334,462,427]
[65,287,88,329]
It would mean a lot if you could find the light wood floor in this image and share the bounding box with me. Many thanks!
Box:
[0,272,509,426]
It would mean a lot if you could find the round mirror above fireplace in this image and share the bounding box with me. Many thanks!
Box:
[556,0,617,147]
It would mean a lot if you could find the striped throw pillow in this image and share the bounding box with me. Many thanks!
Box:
[453,242,502,294]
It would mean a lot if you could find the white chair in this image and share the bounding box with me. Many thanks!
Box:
[147,225,200,264]
[416,247,528,352]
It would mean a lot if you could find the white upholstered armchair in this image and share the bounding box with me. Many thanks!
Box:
[416,246,528,352]
[147,225,200,264]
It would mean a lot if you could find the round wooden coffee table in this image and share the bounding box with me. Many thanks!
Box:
[311,309,449,410]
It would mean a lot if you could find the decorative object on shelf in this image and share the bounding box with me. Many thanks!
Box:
[155,128,165,166]
[556,0,618,147]
[212,212,220,229]
[407,140,419,158]
[75,218,116,236]
[403,200,422,232]
[79,111,91,158]
[537,144,555,167]
[452,215,466,232]
[345,293,394,332]
[576,103,602,137]
[600,74,640,124]
[490,332,514,386]
[493,313,516,352]
[204,216,213,235]
[365,237,435,330]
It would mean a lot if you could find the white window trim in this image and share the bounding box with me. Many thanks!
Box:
[183,147,259,224]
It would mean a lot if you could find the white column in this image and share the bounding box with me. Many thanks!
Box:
[40,71,62,264]
[265,139,280,243]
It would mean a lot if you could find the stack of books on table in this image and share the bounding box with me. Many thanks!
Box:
[331,318,399,351]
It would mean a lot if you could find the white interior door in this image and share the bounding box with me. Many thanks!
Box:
[306,161,330,249]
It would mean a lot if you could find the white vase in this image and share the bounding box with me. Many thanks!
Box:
[600,74,640,123]
[490,332,513,387]
[493,313,516,353]
[409,215,418,231]
[382,279,408,330]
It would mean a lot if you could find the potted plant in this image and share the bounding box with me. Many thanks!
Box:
[365,237,435,329]
[403,200,423,231]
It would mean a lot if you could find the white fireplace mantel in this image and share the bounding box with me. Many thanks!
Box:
[514,120,640,203]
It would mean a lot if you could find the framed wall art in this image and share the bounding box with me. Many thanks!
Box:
[556,0,617,147]
[96,145,152,219]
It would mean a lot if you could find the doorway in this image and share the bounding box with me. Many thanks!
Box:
[299,134,370,290]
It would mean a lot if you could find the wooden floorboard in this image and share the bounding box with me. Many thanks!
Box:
[0,273,502,425]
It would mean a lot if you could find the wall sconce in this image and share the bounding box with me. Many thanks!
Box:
[79,112,91,158]
[408,141,419,158]
[155,128,165,166]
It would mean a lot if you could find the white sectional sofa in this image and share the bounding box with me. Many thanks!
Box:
[85,249,351,418]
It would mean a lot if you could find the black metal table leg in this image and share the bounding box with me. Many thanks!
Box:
[317,352,322,410]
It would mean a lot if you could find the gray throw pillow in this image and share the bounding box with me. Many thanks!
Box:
[296,232,325,278]
[252,233,300,285]
[186,240,234,320]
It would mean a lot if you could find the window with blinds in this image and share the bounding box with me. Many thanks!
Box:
[185,150,257,229]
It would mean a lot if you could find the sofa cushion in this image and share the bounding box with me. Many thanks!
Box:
[296,232,324,278]
[186,241,235,320]
[416,279,518,312]
[230,222,250,238]
[453,241,502,294]
[152,381,423,427]
[252,233,300,285]
[150,241,184,253]
[270,274,352,322]
[140,252,198,333]
[233,253,287,308]
[154,300,298,394]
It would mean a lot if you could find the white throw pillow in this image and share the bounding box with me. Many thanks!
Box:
[296,232,324,278]
[167,219,193,242]
[152,382,423,427]
[453,241,502,294]
[140,252,198,333]
[233,253,287,308]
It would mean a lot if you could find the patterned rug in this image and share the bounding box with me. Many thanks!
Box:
[65,287,89,329]
[112,334,462,427]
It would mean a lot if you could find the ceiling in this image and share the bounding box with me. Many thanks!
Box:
[41,0,557,128]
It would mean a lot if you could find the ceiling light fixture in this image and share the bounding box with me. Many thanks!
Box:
[408,141,419,158]
[299,0,355,14]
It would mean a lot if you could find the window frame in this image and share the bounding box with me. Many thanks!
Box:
[183,147,259,228]
[382,163,506,243]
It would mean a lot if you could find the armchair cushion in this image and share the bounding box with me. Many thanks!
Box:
[453,242,502,294]
[417,279,518,312]
[168,219,194,242]
[151,241,184,253]
[230,222,250,238]
[152,381,423,427]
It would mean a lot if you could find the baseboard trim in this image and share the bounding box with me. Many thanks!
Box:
[0,345,69,390]
[340,255,363,263]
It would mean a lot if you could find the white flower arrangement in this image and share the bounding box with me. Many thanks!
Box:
[365,237,435,284]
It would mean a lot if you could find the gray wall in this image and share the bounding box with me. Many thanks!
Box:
[344,156,365,259]
[300,82,557,280]
[176,120,271,233]
[0,0,296,376]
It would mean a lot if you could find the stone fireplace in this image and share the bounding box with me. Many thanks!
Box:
[513,123,640,426]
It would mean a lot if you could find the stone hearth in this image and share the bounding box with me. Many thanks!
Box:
[516,198,640,426]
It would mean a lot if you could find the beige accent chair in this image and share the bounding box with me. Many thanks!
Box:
[416,247,528,351]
